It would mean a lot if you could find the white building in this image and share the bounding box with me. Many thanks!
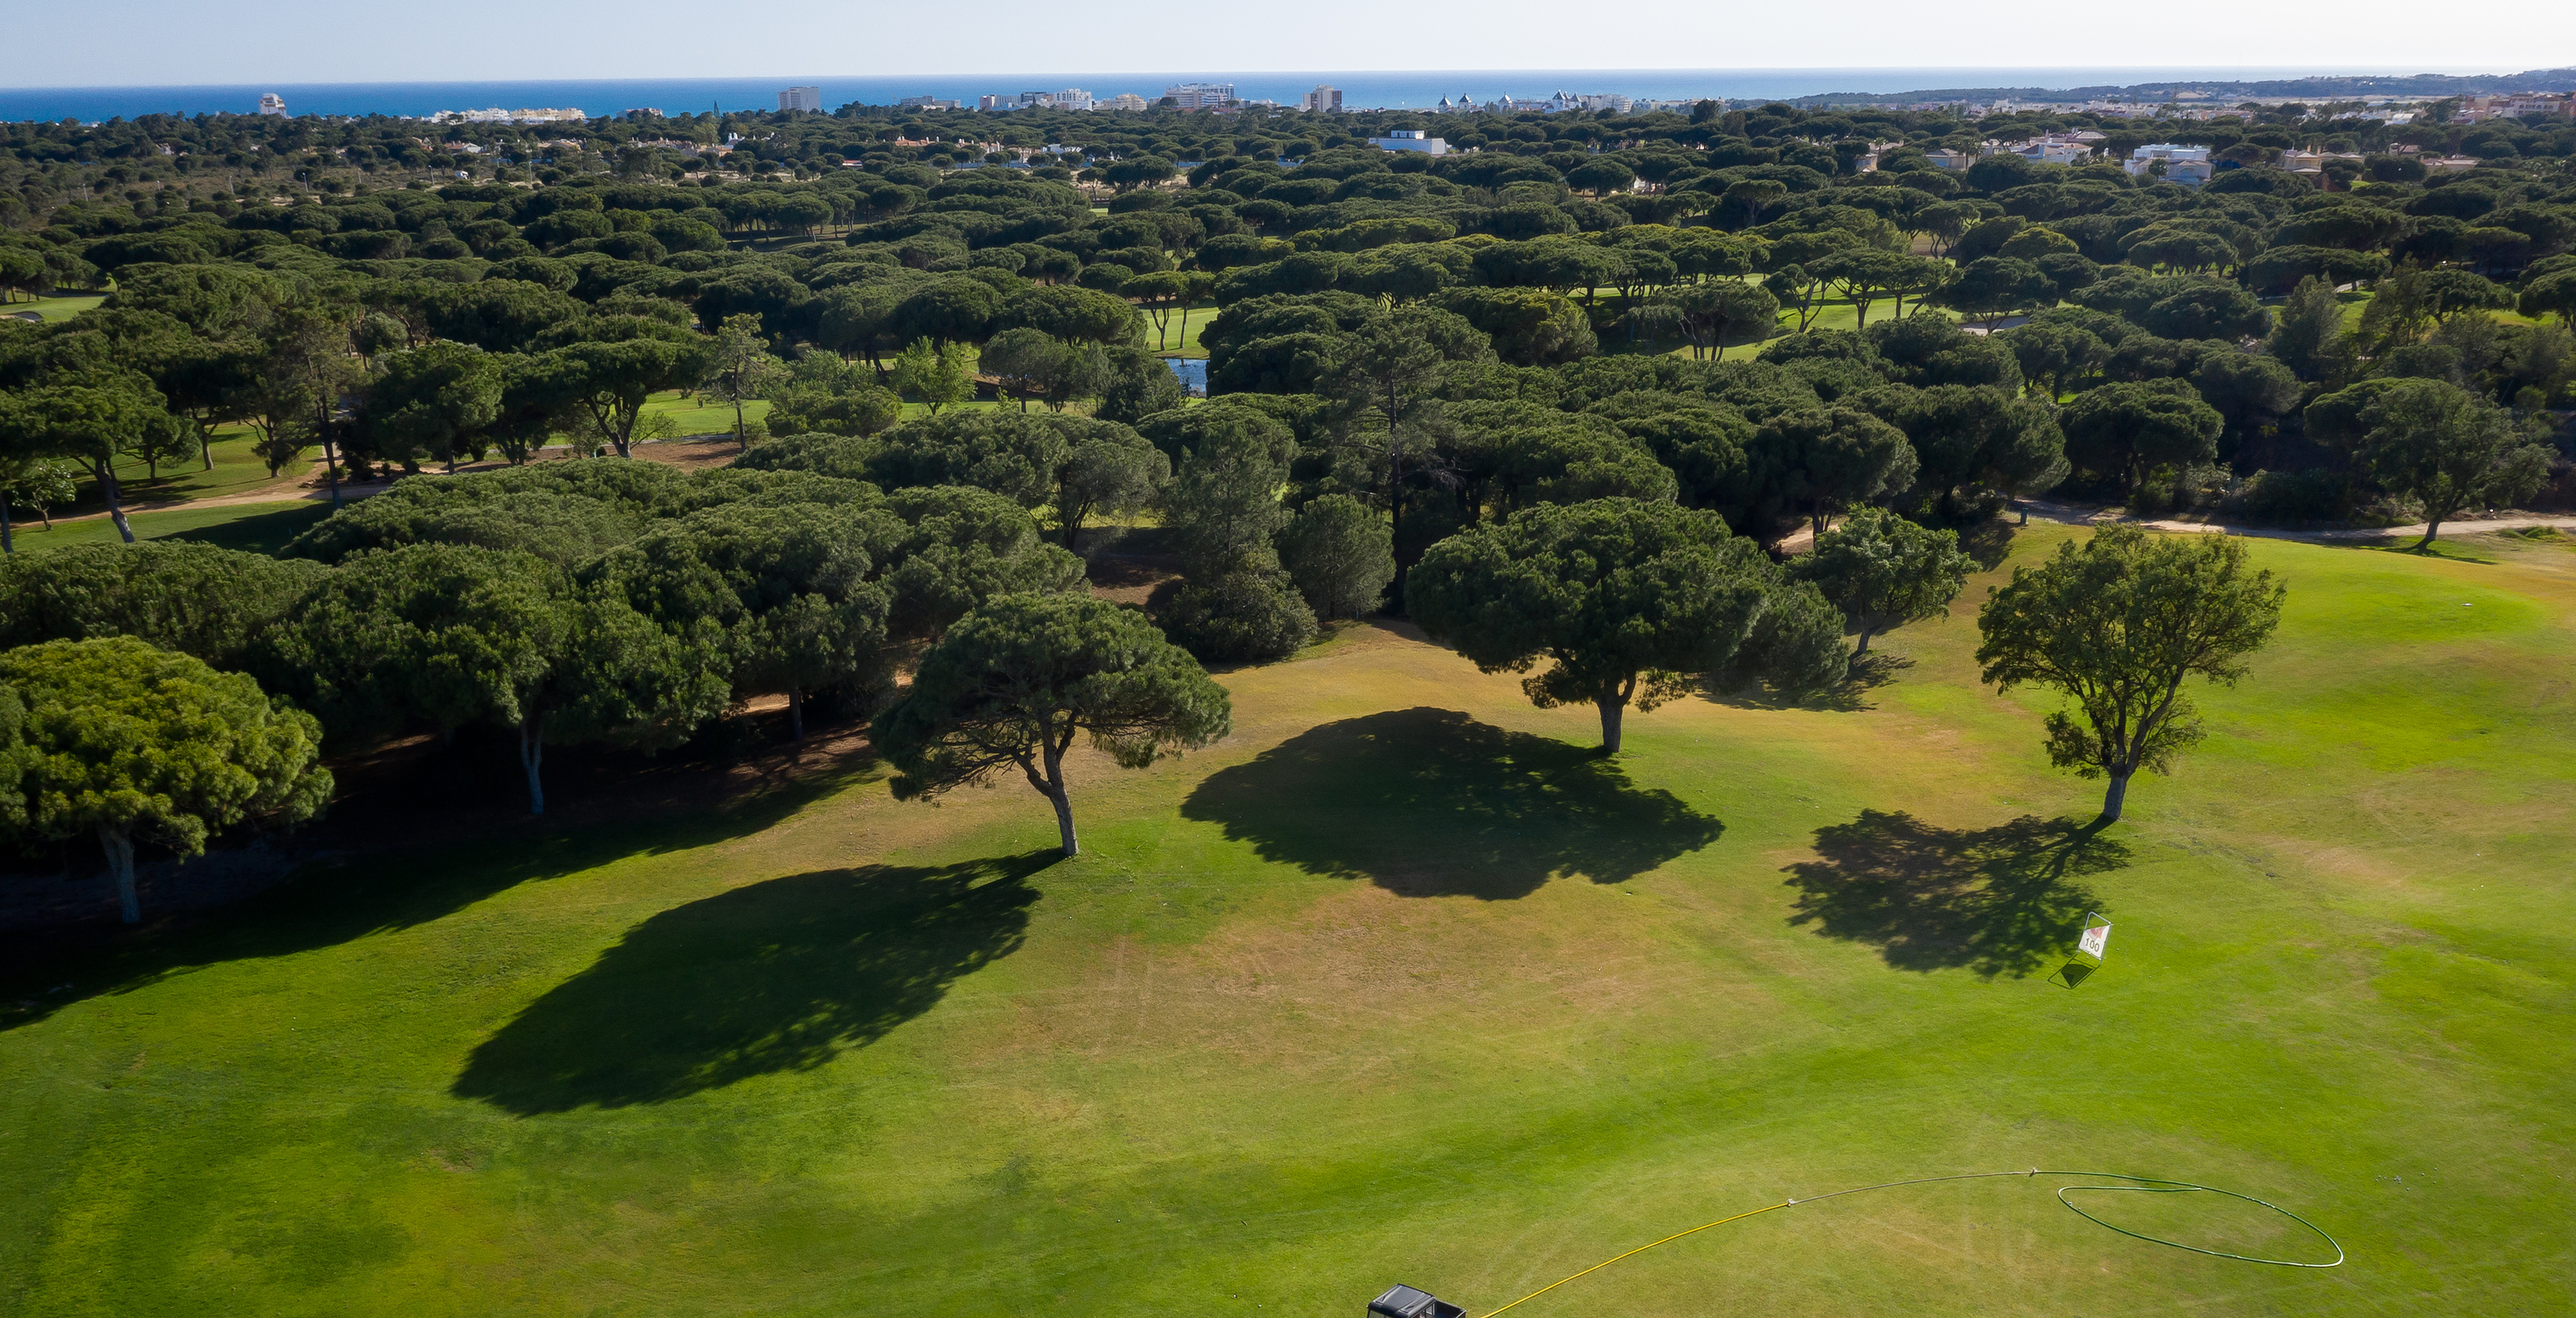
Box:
[1303,85,1342,113]
[257,93,285,117]
[2009,139,2090,165]
[1164,82,1236,110]
[2125,143,2212,186]
[1100,93,1149,113]
[896,95,959,110]
[430,107,584,124]
[778,86,822,113]
[2456,93,2574,123]
[1368,129,1449,155]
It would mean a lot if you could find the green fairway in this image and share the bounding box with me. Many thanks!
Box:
[5,293,106,323]
[7,500,331,556]
[3,523,2571,1316]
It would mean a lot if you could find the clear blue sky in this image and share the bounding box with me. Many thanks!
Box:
[7,0,2568,87]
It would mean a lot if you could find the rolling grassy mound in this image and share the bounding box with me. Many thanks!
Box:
[4,522,2571,1316]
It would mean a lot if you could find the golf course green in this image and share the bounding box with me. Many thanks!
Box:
[3,520,2570,1316]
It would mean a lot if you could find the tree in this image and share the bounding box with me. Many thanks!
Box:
[1976,526,2284,822]
[894,277,1003,347]
[979,327,1071,412]
[553,336,709,458]
[1407,498,1845,752]
[2351,379,2553,550]
[0,541,323,665]
[0,456,76,551]
[2059,380,2223,497]
[586,503,891,741]
[1326,305,1494,594]
[1858,383,2063,522]
[0,373,178,543]
[1667,280,1778,360]
[2003,322,2109,398]
[1764,265,1831,333]
[354,341,504,471]
[871,594,1232,856]
[761,352,903,438]
[1934,257,2056,330]
[1155,422,1317,661]
[2264,276,2351,382]
[1277,494,1396,619]
[1751,406,1920,539]
[2189,352,2302,459]
[1125,271,1193,351]
[261,305,366,505]
[1790,508,1973,663]
[261,544,727,813]
[705,314,788,451]
[1820,250,1942,329]
[2518,271,2576,326]
[890,338,973,415]
[815,281,911,373]
[1052,418,1165,551]
[0,637,330,924]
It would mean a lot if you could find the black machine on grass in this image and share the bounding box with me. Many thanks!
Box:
[1368,1284,1466,1318]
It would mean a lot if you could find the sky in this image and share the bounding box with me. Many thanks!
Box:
[5,0,2570,87]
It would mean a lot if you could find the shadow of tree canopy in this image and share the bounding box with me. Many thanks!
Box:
[1178,707,1724,899]
[451,852,1049,1114]
[1781,810,2129,979]
[2,747,881,1032]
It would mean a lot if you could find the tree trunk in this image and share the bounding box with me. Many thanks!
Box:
[99,823,140,925]
[1597,696,1627,754]
[1041,743,1078,856]
[788,686,805,742]
[518,719,546,815]
[92,459,135,543]
[2100,769,2132,823]
[2414,516,2444,553]
[1852,623,1875,656]
[1386,437,1408,608]
[320,432,343,510]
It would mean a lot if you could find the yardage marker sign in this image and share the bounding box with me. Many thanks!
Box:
[2077,914,2111,961]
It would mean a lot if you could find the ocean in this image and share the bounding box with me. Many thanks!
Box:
[0,67,2461,123]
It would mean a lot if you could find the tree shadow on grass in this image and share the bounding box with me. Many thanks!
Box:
[1781,810,2129,979]
[452,851,1050,1114]
[1178,707,1723,899]
[0,745,881,1032]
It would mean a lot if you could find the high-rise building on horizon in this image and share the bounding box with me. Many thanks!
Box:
[1163,82,1236,110]
[1301,85,1342,113]
[778,85,822,113]
[257,93,285,116]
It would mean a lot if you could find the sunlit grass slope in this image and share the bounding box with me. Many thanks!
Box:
[3,523,2571,1316]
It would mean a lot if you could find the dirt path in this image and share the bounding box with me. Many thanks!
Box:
[2015,500,2576,544]
[1773,502,2576,554]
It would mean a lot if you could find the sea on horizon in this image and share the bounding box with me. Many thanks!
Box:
[0,67,2447,123]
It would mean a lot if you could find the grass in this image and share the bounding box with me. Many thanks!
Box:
[3,293,106,323]
[92,423,301,508]
[6,500,330,555]
[1148,300,1219,359]
[4,523,2573,1316]
[641,390,773,440]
